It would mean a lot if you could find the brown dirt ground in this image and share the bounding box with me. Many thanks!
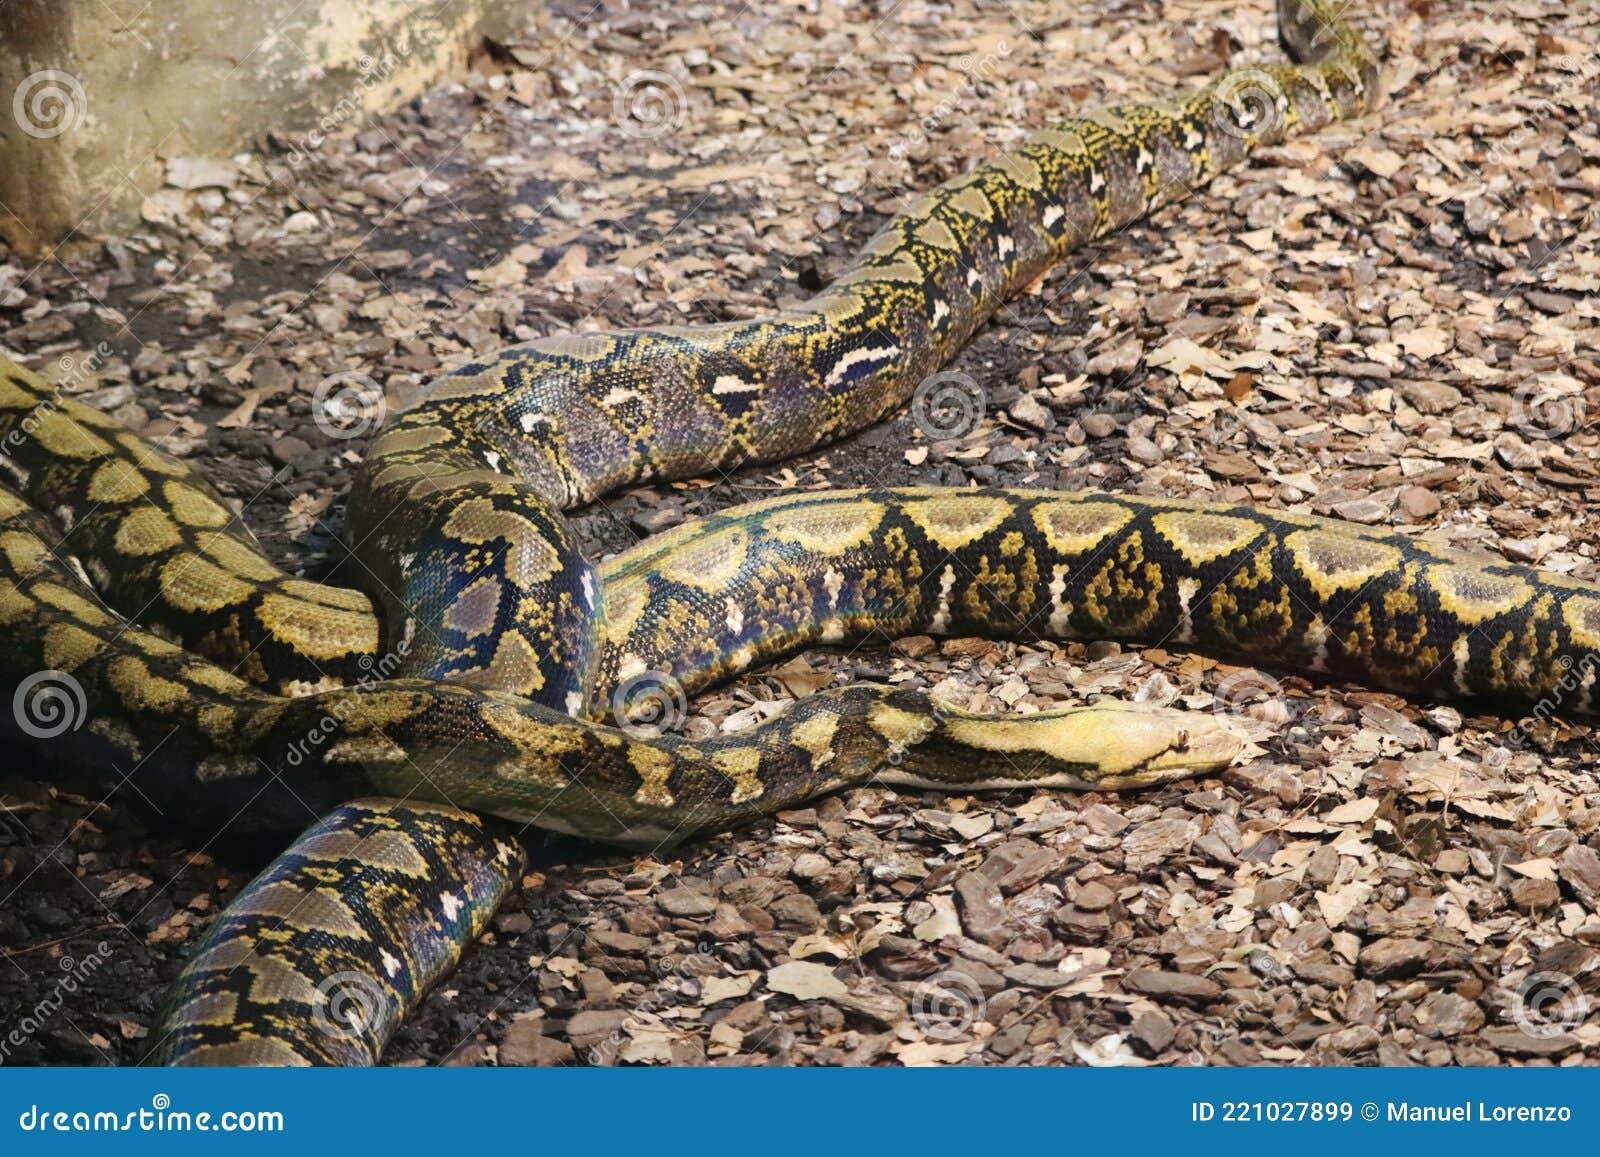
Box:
[1,0,1598,1067]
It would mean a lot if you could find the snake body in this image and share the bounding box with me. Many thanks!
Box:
[3,2,1585,1065]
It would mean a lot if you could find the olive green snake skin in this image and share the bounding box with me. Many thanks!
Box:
[3,1,1590,1065]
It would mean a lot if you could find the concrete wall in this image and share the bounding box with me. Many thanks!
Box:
[0,0,532,256]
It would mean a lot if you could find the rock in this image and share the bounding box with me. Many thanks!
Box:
[1398,485,1441,520]
[165,156,240,190]
[996,848,1062,894]
[630,505,682,535]
[1333,496,1390,524]
[1401,379,1461,415]
[1085,339,1141,377]
[1073,881,1116,911]
[1423,705,1462,734]
[769,892,822,932]
[1002,962,1077,988]
[1080,805,1129,836]
[1524,289,1573,315]
[953,871,1008,943]
[579,969,615,1005]
[1418,992,1484,1038]
[1494,433,1541,471]
[494,912,533,936]
[589,929,652,955]
[564,1009,629,1050]
[1008,394,1052,430]
[1080,413,1118,438]
[1051,904,1110,939]
[790,853,831,880]
[657,887,717,918]
[720,876,788,908]
[270,435,311,465]
[891,635,936,659]
[1122,817,1197,871]
[1126,435,1163,465]
[1321,1024,1381,1054]
[1121,969,1221,1002]
[500,1017,575,1066]
[1508,877,1560,913]
[1479,1027,1579,1058]
[1358,937,1431,980]
[1560,844,1600,908]
[1129,1010,1175,1055]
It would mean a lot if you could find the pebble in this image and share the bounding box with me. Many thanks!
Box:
[1079,413,1118,438]
[1121,969,1221,1002]
[1358,937,1431,980]
[656,887,717,918]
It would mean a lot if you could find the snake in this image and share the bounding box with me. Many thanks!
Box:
[0,0,1591,1065]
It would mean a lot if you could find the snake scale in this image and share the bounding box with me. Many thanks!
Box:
[0,1,1591,1065]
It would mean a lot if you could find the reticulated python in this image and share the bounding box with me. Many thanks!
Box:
[1,1,1592,1065]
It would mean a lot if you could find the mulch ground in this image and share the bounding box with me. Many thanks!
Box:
[1,0,1597,1067]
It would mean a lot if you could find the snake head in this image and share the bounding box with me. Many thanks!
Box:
[874,696,1243,796]
[1074,704,1243,790]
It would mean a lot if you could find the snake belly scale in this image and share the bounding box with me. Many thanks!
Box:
[0,1,1587,1065]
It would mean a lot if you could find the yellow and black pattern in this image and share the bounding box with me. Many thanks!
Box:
[156,802,524,1066]
[0,2,1530,1067]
